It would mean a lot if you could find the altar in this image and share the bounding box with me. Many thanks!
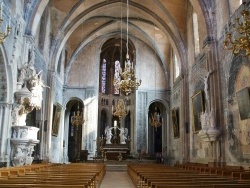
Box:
[99,123,130,160]
[102,144,129,160]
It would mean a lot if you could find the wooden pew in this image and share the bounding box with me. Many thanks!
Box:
[127,163,250,188]
[0,163,61,178]
[0,163,105,188]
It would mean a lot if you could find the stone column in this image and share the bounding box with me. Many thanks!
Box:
[0,103,12,166]
[45,70,55,161]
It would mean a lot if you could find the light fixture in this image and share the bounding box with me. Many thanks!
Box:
[150,107,162,130]
[112,98,128,121]
[113,0,141,96]
[71,100,84,128]
[223,2,250,56]
[0,2,11,44]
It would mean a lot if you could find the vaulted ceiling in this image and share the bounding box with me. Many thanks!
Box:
[33,0,207,74]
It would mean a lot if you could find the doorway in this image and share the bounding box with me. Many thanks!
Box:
[148,102,165,159]
[67,99,83,162]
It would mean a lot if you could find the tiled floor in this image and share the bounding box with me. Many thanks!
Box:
[99,171,136,188]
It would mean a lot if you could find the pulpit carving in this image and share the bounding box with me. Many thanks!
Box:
[10,60,47,166]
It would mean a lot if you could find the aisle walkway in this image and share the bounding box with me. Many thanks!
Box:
[99,171,136,188]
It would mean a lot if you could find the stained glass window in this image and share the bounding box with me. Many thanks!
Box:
[114,60,120,94]
[101,59,107,94]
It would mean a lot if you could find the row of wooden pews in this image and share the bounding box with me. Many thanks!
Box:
[175,162,250,180]
[0,163,59,177]
[0,163,106,188]
[127,163,250,188]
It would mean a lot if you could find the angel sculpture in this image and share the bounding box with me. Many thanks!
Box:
[105,126,113,144]
[119,127,128,144]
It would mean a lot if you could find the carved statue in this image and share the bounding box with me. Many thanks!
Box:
[17,67,26,84]
[119,127,128,144]
[29,71,49,109]
[200,111,207,129]
[200,109,216,129]
[105,126,113,144]
[202,71,212,103]
[12,147,25,166]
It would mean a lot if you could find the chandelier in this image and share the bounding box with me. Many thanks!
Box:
[0,4,11,44]
[113,0,141,96]
[223,2,250,56]
[150,107,162,130]
[71,101,84,127]
[112,99,128,121]
[114,55,142,95]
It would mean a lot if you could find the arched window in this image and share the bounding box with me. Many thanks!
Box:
[174,54,180,80]
[114,60,120,95]
[100,38,135,95]
[192,12,200,56]
[101,59,107,94]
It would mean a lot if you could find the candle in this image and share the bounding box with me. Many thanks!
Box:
[114,120,117,127]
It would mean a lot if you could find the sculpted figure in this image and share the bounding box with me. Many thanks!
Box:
[105,125,113,144]
[119,127,128,144]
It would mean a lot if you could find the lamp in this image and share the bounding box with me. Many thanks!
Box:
[112,98,128,121]
[0,2,11,44]
[113,0,141,96]
[150,107,162,131]
[71,100,84,128]
[223,2,250,56]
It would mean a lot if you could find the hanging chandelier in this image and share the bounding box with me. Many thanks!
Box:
[0,3,11,44]
[112,99,128,121]
[71,101,84,127]
[114,54,142,95]
[113,0,141,96]
[223,2,250,56]
[150,107,162,130]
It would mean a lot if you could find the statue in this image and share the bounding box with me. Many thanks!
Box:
[200,111,207,129]
[17,67,26,84]
[29,71,49,109]
[200,109,216,129]
[105,126,113,144]
[12,147,25,166]
[202,71,211,103]
[119,127,128,144]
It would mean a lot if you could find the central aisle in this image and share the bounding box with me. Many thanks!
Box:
[99,171,135,188]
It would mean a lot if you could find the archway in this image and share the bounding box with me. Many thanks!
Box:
[148,101,166,161]
[66,99,84,162]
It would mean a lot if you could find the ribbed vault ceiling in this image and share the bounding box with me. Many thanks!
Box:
[36,0,204,75]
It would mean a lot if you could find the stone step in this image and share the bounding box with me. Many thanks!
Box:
[106,164,127,171]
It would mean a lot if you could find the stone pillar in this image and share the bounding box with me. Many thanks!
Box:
[136,91,147,153]
[45,70,55,161]
[0,103,12,166]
